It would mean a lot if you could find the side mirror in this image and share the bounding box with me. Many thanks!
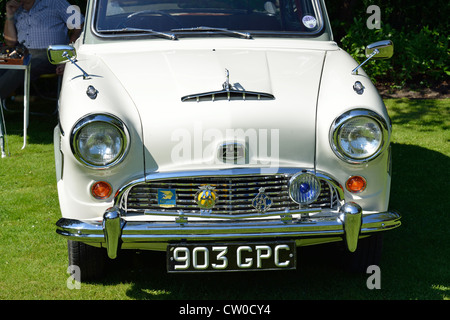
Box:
[47,44,90,79]
[365,40,394,60]
[47,45,76,65]
[352,40,394,75]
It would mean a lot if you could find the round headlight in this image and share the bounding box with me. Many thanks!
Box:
[289,172,321,205]
[71,114,129,168]
[331,110,389,163]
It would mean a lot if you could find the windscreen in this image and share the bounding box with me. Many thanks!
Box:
[94,0,324,37]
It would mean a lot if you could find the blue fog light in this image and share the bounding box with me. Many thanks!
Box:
[299,183,310,194]
[289,173,321,205]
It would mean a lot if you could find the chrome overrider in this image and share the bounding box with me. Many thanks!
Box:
[55,169,402,259]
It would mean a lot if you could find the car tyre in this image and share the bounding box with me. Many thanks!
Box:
[67,240,106,281]
[344,233,383,273]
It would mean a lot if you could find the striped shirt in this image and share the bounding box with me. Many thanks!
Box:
[14,0,85,49]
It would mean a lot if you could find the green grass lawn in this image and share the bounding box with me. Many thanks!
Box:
[0,98,448,300]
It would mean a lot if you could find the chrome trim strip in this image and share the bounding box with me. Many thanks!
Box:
[143,208,321,220]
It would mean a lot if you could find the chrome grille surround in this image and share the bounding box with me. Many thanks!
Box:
[116,169,344,218]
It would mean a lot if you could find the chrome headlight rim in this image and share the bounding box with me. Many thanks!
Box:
[70,113,130,169]
[330,109,390,164]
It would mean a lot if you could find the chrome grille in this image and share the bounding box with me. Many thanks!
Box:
[122,174,339,216]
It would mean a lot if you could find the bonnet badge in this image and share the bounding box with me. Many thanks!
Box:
[252,187,273,213]
[195,185,218,212]
[157,189,176,208]
[219,142,245,163]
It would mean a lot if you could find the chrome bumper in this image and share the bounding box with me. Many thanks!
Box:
[56,202,401,259]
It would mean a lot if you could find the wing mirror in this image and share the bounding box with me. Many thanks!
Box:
[352,40,394,75]
[47,45,90,79]
[47,45,76,64]
[365,40,394,60]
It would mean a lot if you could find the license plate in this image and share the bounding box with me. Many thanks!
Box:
[167,241,296,272]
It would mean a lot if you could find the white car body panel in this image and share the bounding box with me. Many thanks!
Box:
[51,0,401,273]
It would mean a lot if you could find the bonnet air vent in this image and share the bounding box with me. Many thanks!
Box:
[181,68,275,102]
[181,89,275,102]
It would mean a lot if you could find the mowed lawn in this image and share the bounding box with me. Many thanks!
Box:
[0,98,448,300]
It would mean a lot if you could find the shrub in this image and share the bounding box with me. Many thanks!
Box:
[340,17,449,88]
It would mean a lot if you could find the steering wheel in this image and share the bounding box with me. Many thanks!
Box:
[116,10,183,29]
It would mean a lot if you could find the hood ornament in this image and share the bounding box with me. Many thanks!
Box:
[223,68,231,90]
[181,68,275,102]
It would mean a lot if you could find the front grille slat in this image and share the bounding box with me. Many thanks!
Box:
[123,175,338,216]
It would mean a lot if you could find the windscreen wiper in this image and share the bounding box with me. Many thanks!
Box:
[101,27,178,40]
[171,26,252,39]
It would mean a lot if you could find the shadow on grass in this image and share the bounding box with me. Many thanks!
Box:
[101,243,353,300]
[386,143,449,297]
[1,103,57,146]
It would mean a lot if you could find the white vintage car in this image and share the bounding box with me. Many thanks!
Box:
[48,0,401,280]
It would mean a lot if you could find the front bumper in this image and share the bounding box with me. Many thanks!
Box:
[56,202,401,259]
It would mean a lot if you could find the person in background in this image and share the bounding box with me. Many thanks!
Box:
[0,0,84,100]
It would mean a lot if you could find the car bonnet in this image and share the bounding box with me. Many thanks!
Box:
[95,42,329,173]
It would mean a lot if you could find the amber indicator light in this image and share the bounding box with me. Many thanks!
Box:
[91,181,113,199]
[346,176,366,193]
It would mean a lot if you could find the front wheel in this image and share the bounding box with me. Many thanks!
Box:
[67,240,106,282]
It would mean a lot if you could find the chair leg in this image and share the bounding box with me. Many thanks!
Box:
[0,99,10,158]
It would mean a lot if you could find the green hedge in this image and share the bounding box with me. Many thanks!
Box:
[339,18,449,87]
[1,0,448,87]
[326,0,449,87]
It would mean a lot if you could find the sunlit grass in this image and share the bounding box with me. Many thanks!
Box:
[0,98,448,300]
